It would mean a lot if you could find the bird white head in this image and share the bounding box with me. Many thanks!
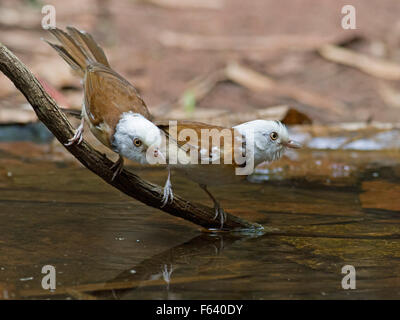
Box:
[234,120,301,166]
[112,112,163,164]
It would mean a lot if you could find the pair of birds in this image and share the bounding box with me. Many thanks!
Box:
[44,27,301,228]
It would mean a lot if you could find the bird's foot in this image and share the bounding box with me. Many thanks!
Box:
[161,177,174,208]
[110,156,124,181]
[213,203,227,229]
[65,120,84,146]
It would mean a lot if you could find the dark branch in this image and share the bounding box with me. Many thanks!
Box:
[0,43,263,232]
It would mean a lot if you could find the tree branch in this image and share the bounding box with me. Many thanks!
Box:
[0,43,263,232]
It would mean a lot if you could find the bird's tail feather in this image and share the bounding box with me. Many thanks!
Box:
[44,26,110,78]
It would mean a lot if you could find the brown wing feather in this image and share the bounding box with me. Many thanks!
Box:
[83,63,151,146]
[155,120,245,166]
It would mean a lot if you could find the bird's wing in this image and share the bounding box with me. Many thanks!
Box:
[154,120,245,165]
[83,63,151,145]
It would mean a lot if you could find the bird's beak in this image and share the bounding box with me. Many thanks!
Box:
[153,148,159,158]
[284,140,302,149]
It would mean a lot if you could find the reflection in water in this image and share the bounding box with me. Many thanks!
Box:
[95,233,238,299]
[162,264,174,290]
[0,146,399,299]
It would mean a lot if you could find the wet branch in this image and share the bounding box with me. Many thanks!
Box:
[0,43,263,231]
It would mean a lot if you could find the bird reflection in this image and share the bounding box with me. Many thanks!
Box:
[91,232,259,299]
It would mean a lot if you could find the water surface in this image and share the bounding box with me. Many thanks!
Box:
[0,145,399,299]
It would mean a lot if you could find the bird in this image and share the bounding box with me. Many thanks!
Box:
[154,119,301,228]
[44,26,174,205]
[44,27,301,222]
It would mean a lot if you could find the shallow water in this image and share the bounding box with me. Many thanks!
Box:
[0,145,399,299]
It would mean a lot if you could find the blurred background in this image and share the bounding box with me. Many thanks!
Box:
[1,0,400,300]
[2,0,400,129]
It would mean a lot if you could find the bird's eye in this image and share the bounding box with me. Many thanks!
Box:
[133,138,142,147]
[270,132,278,140]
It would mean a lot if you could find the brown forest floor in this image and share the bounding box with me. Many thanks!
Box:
[1,0,400,124]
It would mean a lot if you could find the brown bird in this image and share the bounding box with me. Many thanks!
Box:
[45,27,300,223]
[44,26,166,182]
[154,119,301,228]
